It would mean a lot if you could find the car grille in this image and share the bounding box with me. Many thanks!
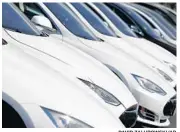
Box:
[138,106,156,121]
[119,104,138,128]
[138,106,168,123]
[163,95,176,116]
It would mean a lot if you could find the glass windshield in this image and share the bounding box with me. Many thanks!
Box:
[138,6,176,40]
[122,5,159,37]
[153,9,176,27]
[44,3,99,41]
[138,4,176,27]
[94,3,137,37]
[166,10,176,23]
[72,3,116,37]
[2,3,41,36]
[106,3,163,39]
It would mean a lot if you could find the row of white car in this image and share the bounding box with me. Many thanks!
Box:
[2,3,176,128]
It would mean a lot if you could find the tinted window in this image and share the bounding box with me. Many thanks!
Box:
[106,4,135,26]
[2,3,40,36]
[153,9,176,27]
[139,4,176,27]
[131,4,176,40]
[14,3,60,35]
[44,3,99,41]
[94,3,137,37]
[72,3,116,37]
[142,8,176,40]
[106,3,162,39]
[166,10,176,23]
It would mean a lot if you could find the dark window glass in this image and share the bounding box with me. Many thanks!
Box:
[154,9,175,26]
[136,11,156,29]
[14,3,60,35]
[94,3,137,37]
[2,3,40,36]
[15,3,45,20]
[106,4,162,39]
[107,5,135,27]
[44,3,99,41]
[134,4,176,40]
[166,10,176,23]
[138,4,176,27]
[144,9,176,40]
[72,3,116,37]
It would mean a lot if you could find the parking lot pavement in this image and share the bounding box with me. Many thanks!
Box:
[168,113,176,128]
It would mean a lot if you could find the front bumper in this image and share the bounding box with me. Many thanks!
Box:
[132,86,176,127]
[136,95,176,127]
[136,116,170,127]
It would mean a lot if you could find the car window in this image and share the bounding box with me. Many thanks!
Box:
[72,3,117,37]
[44,3,99,41]
[148,12,176,40]
[137,12,156,29]
[106,4,135,27]
[94,3,137,37]
[138,4,176,27]
[166,10,176,23]
[106,4,163,39]
[15,3,45,20]
[136,5,176,40]
[14,3,60,35]
[153,9,176,27]
[2,3,41,36]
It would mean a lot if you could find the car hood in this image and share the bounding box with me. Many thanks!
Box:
[3,29,137,109]
[100,35,176,87]
[2,43,124,128]
[73,37,176,95]
[123,36,176,64]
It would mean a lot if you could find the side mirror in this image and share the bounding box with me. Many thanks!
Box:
[31,15,53,29]
[130,25,144,36]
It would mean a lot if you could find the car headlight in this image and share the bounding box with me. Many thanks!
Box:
[42,107,92,128]
[78,78,121,106]
[156,68,173,82]
[164,61,176,73]
[132,74,167,96]
[152,66,173,82]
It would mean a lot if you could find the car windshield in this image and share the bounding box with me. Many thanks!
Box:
[2,3,41,36]
[165,10,176,23]
[71,3,117,37]
[153,8,176,27]
[108,3,163,39]
[94,3,137,37]
[139,4,176,27]
[44,3,99,41]
[137,5,176,40]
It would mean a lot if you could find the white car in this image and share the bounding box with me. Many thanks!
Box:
[2,3,139,128]
[2,39,128,128]
[68,3,176,88]
[88,3,176,69]
[126,4,176,47]
[14,3,177,127]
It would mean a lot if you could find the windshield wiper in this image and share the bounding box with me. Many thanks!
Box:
[98,38,105,42]
[39,31,49,37]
